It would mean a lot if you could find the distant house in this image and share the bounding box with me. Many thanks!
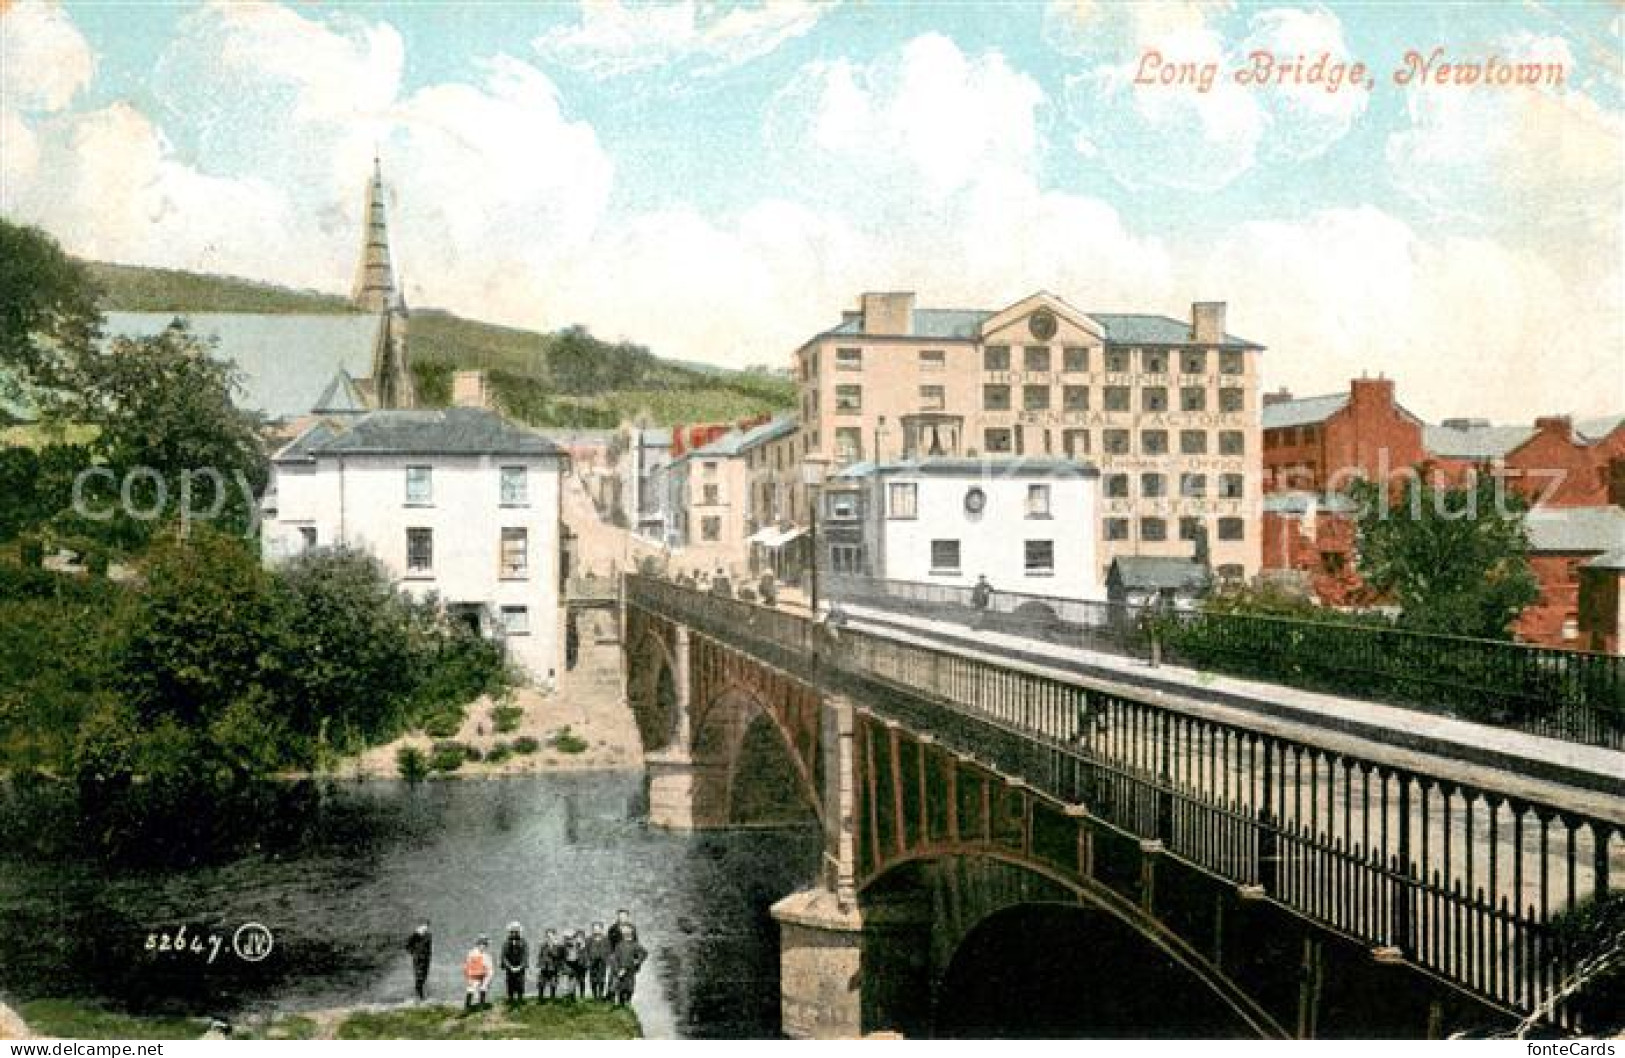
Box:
[828,456,1104,602]
[1521,506,1625,648]
[1105,556,1211,609]
[262,407,567,681]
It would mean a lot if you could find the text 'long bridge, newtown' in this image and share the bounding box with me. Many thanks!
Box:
[619,573,1623,1039]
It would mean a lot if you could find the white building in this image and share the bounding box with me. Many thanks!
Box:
[263,408,567,682]
[826,457,1104,601]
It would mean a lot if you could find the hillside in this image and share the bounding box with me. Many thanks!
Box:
[85,262,794,428]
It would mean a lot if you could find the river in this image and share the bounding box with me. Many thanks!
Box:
[0,772,824,1039]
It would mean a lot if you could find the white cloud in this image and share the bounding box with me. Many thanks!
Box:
[0,1,95,113]
[534,0,827,79]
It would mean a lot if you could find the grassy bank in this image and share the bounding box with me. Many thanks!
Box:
[14,999,211,1040]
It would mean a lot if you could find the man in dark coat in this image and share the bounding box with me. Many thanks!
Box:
[535,929,564,1000]
[562,930,588,999]
[405,920,433,1002]
[585,922,611,1000]
[608,925,648,1006]
[606,909,633,948]
[500,923,528,1006]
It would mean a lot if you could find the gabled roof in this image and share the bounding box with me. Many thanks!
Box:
[274,407,562,461]
[1576,414,1625,443]
[1107,556,1211,592]
[312,371,369,414]
[1423,423,1537,460]
[1523,506,1625,554]
[1261,393,1349,431]
[816,302,1261,347]
[684,416,797,459]
[102,311,381,421]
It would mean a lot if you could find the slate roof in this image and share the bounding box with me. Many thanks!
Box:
[1261,393,1350,431]
[1262,491,1359,515]
[686,416,798,459]
[818,306,1259,347]
[1423,423,1537,460]
[274,408,562,461]
[1523,506,1625,554]
[102,311,382,421]
[1576,414,1625,443]
[1585,548,1625,571]
[1108,556,1211,592]
[312,371,369,414]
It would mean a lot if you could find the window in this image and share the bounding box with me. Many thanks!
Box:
[1220,388,1244,413]
[702,460,718,476]
[1063,429,1090,457]
[1104,518,1130,541]
[984,428,1013,454]
[1220,350,1244,375]
[500,606,530,636]
[1143,386,1167,412]
[888,482,918,519]
[1179,516,1203,542]
[930,539,961,574]
[1143,349,1168,374]
[1023,384,1050,411]
[920,349,946,371]
[1220,473,1245,499]
[701,516,722,541]
[984,345,1010,371]
[1063,385,1089,411]
[1141,517,1167,542]
[1142,429,1168,455]
[406,527,433,573]
[920,384,946,411]
[500,466,528,505]
[405,466,432,505]
[1105,348,1130,373]
[1181,386,1207,412]
[1105,474,1129,498]
[1181,473,1207,498]
[984,384,1011,411]
[835,427,862,463]
[1104,386,1131,412]
[1141,473,1165,498]
[298,526,317,550]
[1104,429,1130,455]
[836,347,863,371]
[1219,430,1245,456]
[1180,430,1208,455]
[500,527,528,578]
[702,483,720,505]
[1026,484,1051,517]
[1024,346,1051,372]
[1181,349,1206,374]
[1063,346,1088,372]
[835,384,862,412]
[1218,517,1245,541]
[827,493,857,519]
[1024,540,1055,575]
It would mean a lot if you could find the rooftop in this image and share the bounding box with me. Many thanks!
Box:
[685,416,797,459]
[1575,414,1625,443]
[102,311,382,422]
[1108,556,1212,592]
[274,407,563,461]
[1423,423,1538,460]
[832,456,1099,480]
[1261,393,1350,431]
[818,306,1259,347]
[1523,506,1625,554]
[1262,491,1360,516]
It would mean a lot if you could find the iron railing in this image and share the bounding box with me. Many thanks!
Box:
[820,574,1625,750]
[625,573,1625,1033]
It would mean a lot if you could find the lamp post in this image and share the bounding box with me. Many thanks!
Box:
[801,457,829,619]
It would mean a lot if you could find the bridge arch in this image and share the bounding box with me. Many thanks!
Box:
[625,621,680,754]
[857,851,1288,1039]
[691,681,823,828]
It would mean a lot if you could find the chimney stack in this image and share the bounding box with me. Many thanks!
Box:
[1263,387,1294,407]
[1533,415,1573,437]
[860,292,916,336]
[1608,457,1625,507]
[1191,301,1227,344]
[1349,377,1396,411]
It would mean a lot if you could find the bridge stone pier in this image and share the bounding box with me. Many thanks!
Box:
[622,575,1624,1040]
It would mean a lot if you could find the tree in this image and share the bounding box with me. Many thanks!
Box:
[0,219,102,401]
[1348,474,1540,639]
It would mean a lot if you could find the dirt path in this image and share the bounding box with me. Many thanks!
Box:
[0,1000,30,1040]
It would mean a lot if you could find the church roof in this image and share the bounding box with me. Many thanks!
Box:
[312,371,370,414]
[101,311,382,422]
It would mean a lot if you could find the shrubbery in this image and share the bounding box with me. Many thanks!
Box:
[429,742,466,773]
[396,745,429,782]
[512,736,540,755]
[550,726,589,755]
[491,703,523,734]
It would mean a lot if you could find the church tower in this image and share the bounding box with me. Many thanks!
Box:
[370,282,416,410]
[351,156,396,313]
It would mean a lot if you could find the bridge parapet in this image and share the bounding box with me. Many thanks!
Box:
[625,574,1624,1036]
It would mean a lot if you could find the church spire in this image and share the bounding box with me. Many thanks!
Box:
[351,155,396,313]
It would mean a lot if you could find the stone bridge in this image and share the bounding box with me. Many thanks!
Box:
[621,575,1624,1039]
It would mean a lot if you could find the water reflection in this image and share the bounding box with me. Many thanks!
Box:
[0,773,822,1039]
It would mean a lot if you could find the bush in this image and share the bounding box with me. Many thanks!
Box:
[396,745,429,782]
[491,703,523,734]
[18,534,45,568]
[512,736,540,755]
[485,742,513,766]
[464,744,484,763]
[550,726,589,755]
[429,742,466,772]
[422,708,465,738]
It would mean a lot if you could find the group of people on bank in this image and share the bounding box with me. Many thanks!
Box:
[404,910,648,1012]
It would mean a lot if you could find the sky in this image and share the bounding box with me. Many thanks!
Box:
[1,0,1621,422]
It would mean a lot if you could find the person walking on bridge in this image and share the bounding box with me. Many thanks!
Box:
[536,929,564,1000]
[463,935,493,1013]
[500,923,529,1006]
[405,920,432,1002]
